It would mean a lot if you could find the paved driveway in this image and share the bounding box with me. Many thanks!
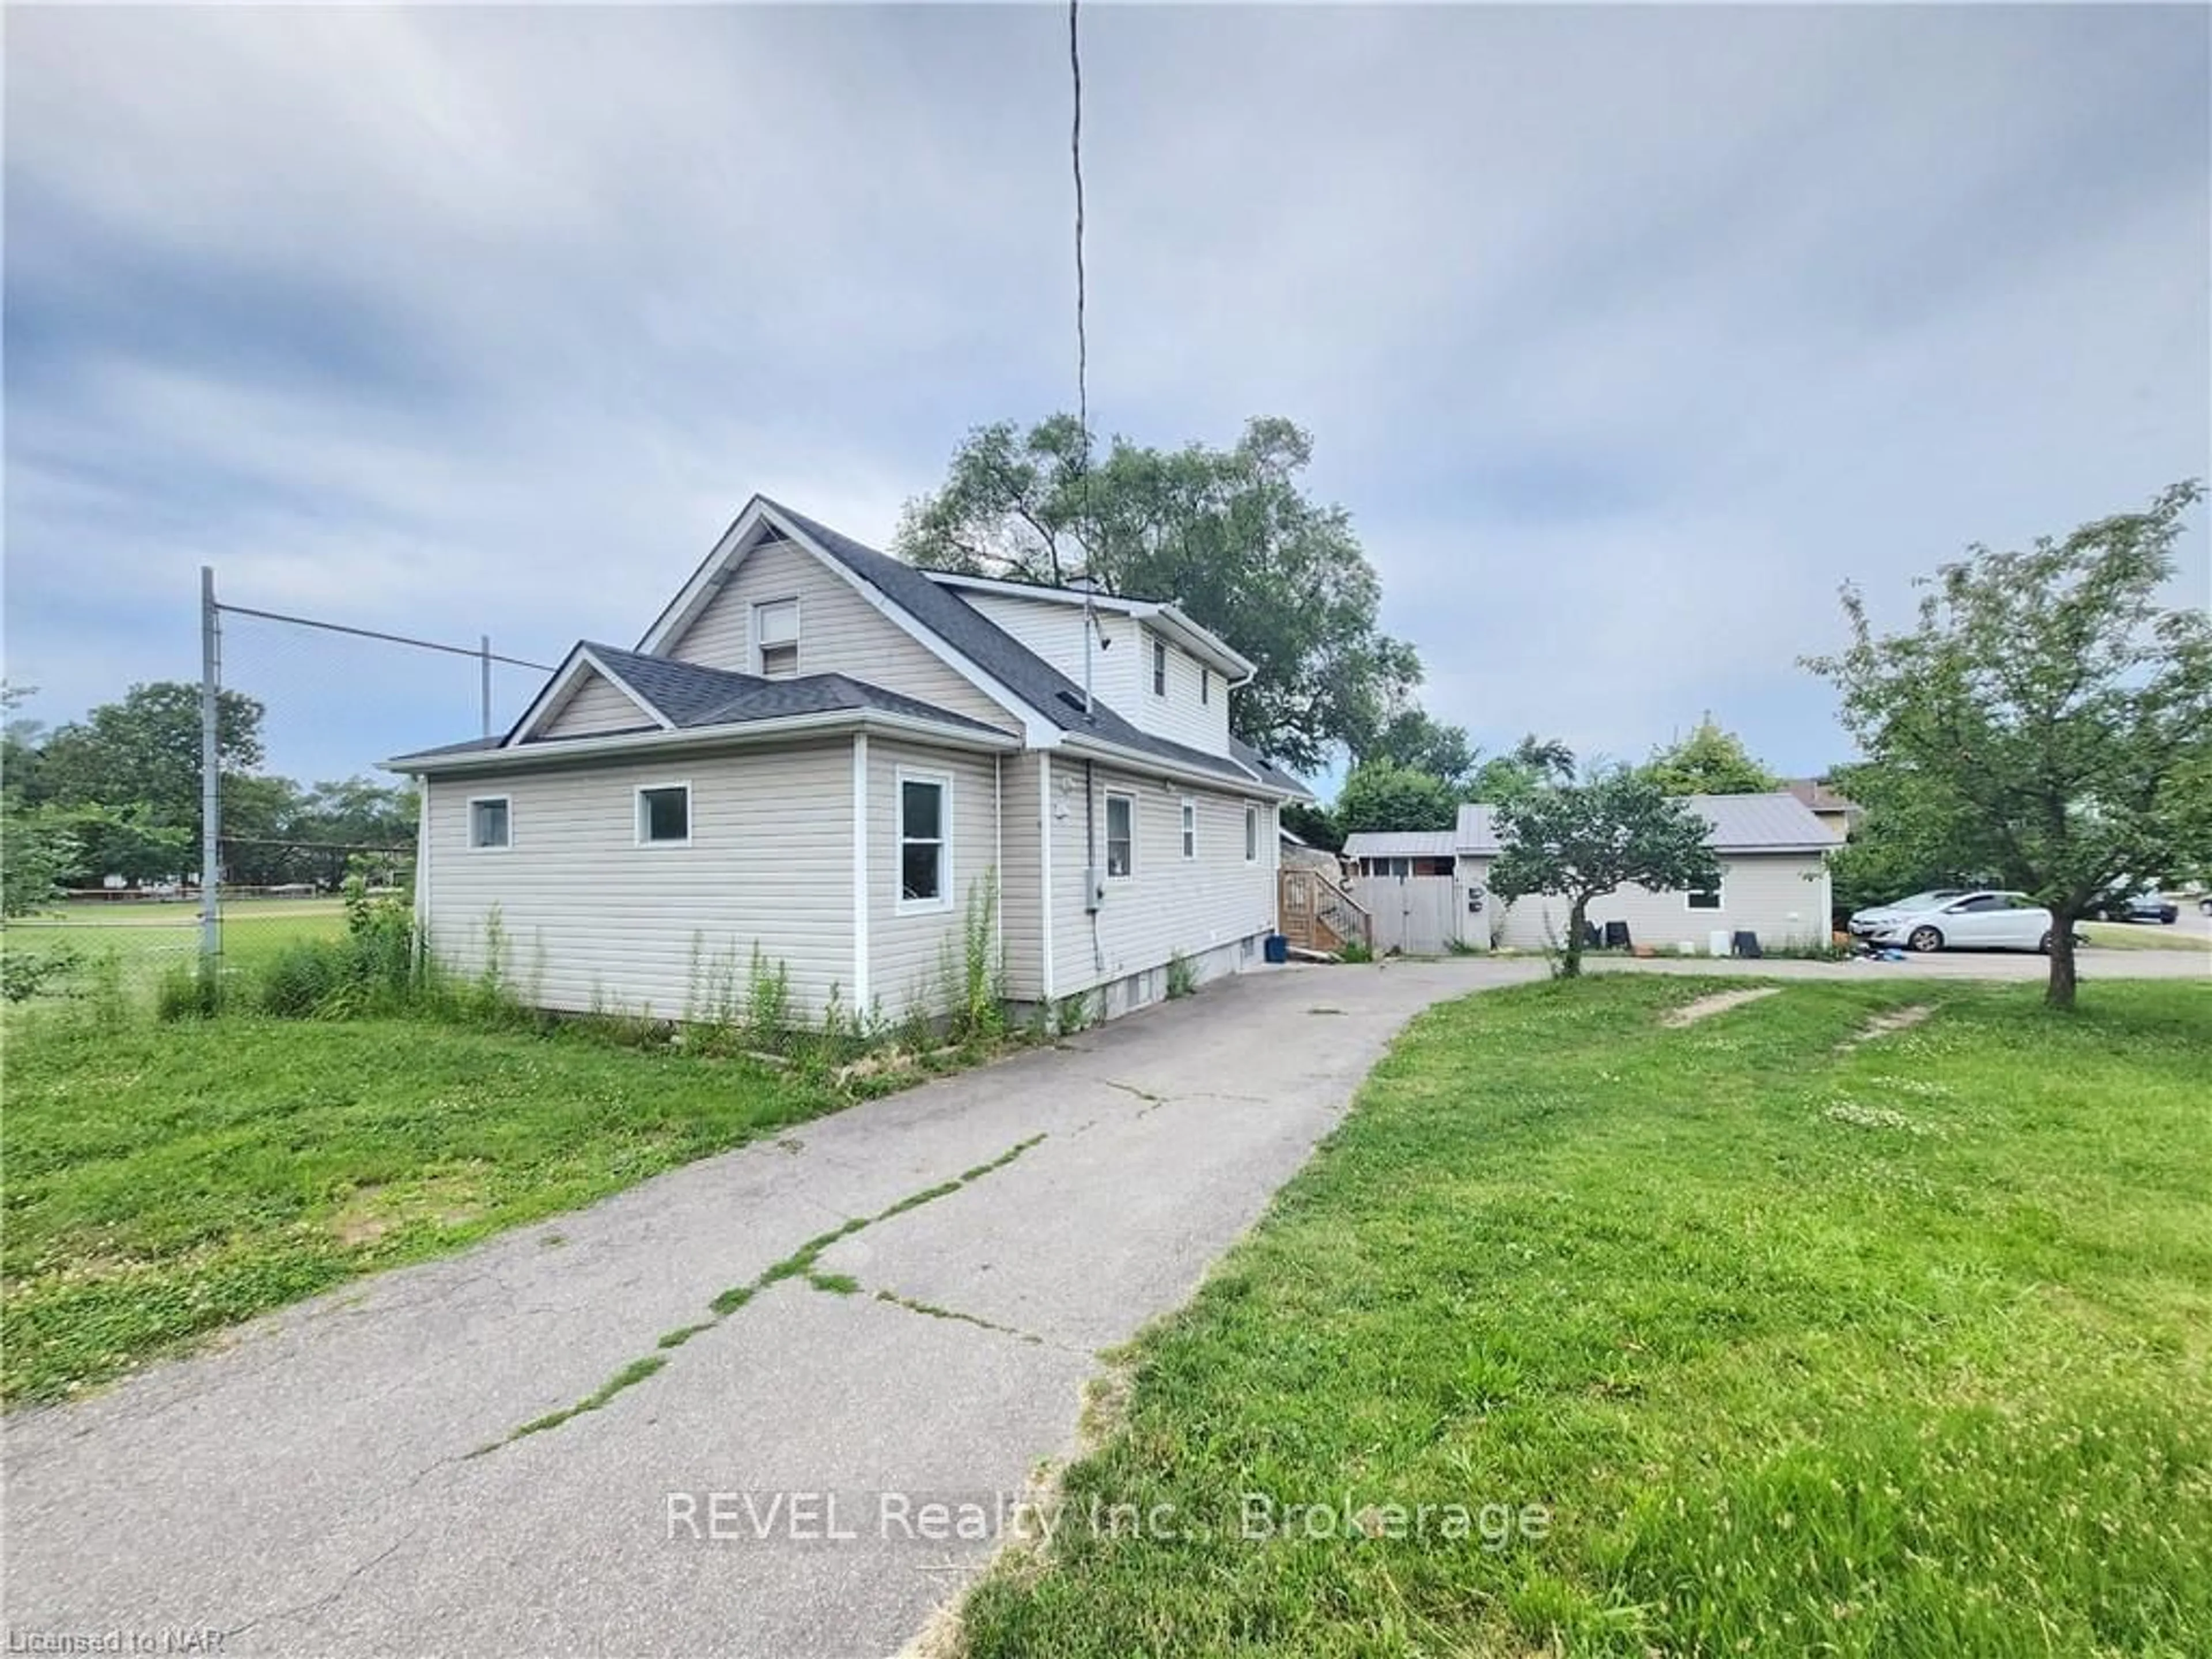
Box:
[4,948,2198,1658]
[1,957,1539,1659]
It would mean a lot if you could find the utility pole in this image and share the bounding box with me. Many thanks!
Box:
[199,566,222,964]
[480,635,493,738]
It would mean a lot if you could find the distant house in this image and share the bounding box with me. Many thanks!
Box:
[387,496,1310,1025]
[1784,776,1863,840]
[1344,793,1840,953]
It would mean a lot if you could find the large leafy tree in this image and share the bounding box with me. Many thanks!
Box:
[1643,717,1780,796]
[32,681,264,823]
[1805,480,2210,1009]
[896,416,1421,772]
[1335,762,1459,836]
[1358,709,1477,790]
[1467,734,1578,808]
[1486,768,1720,978]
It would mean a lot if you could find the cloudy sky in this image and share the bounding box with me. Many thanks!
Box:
[6,3,2206,790]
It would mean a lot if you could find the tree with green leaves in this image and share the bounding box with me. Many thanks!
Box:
[32,681,264,823]
[1335,761,1459,836]
[1,794,81,919]
[1358,708,1477,789]
[1486,768,1721,978]
[1643,716,1780,796]
[1464,734,1578,808]
[896,415,1421,772]
[1805,480,2210,1009]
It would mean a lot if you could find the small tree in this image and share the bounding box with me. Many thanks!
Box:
[1,794,81,919]
[1643,716,1781,796]
[1487,769,1720,978]
[1805,480,2210,1009]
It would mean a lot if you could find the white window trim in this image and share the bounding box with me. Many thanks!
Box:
[1201,666,1211,705]
[1104,787,1138,881]
[635,779,694,848]
[1180,797,1197,860]
[895,766,954,915]
[1244,802,1259,863]
[752,595,802,677]
[467,794,514,853]
[1683,874,1725,911]
[1151,635,1168,697]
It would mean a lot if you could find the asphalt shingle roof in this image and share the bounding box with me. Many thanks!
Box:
[560,643,1012,738]
[762,500,1298,792]
[1455,791,1840,856]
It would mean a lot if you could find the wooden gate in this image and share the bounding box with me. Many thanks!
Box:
[1351,874,1460,955]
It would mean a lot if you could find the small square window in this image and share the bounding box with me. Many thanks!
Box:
[1180,800,1197,859]
[1152,637,1168,696]
[469,797,510,850]
[637,784,691,845]
[1105,791,1135,878]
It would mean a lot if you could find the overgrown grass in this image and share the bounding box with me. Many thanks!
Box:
[0,1009,844,1406]
[957,976,2212,1658]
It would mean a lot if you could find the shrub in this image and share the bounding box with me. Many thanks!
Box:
[745,944,792,1050]
[154,959,225,1021]
[943,874,1006,1044]
[1165,952,1198,999]
[1337,938,1375,965]
[1,942,82,1003]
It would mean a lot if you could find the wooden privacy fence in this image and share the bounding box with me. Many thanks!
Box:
[1351,874,1461,955]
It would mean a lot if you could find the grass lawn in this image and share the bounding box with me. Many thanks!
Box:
[960,976,2212,1658]
[2080,919,2209,952]
[1,1009,840,1406]
[5,897,349,993]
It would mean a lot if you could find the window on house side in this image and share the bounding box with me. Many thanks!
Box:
[1105,791,1135,877]
[899,775,949,907]
[1244,804,1259,862]
[1685,880,1723,910]
[637,785,691,846]
[1180,799,1196,859]
[1201,667,1210,704]
[469,797,510,850]
[1152,637,1167,696]
[756,599,800,679]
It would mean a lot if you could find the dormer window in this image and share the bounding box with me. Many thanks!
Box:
[755,598,800,679]
[1152,635,1168,696]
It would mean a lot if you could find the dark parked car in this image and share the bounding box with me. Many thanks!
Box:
[2092,889,2179,925]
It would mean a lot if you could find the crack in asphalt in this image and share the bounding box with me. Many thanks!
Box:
[471,1133,1051,1456]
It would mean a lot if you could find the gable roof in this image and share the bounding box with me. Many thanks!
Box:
[644,497,1310,797]
[1342,830,1459,859]
[1455,791,1842,857]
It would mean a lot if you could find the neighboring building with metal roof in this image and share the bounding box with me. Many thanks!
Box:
[1340,830,1459,878]
[1447,791,1840,952]
[387,495,1313,1026]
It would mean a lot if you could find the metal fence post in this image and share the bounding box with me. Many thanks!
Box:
[199,566,222,964]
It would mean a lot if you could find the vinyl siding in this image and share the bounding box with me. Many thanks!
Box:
[1464,853,1831,952]
[421,744,854,1019]
[540,669,654,738]
[1125,626,1232,754]
[865,738,1003,1017]
[662,539,1022,734]
[997,751,1046,1001]
[1048,762,1277,999]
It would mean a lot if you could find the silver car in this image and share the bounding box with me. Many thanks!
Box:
[1850,889,2056,953]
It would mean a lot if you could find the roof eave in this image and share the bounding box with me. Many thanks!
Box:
[1056,730,1303,799]
[386,706,1021,776]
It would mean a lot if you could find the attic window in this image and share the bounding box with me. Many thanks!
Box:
[1201,667,1210,705]
[755,599,799,679]
[1152,636,1168,696]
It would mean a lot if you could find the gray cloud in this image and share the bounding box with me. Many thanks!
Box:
[6,4,2205,783]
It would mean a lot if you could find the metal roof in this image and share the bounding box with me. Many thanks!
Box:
[1456,791,1840,856]
[1342,830,1460,859]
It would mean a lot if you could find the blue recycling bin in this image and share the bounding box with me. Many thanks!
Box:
[1264,933,1290,964]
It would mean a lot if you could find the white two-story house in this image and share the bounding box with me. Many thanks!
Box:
[387,495,1311,1025]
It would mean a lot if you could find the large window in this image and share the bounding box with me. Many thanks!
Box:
[755,598,800,679]
[1244,804,1259,863]
[1105,790,1135,878]
[1152,636,1168,696]
[899,772,950,910]
[1180,799,1197,859]
[636,783,691,846]
[468,796,511,851]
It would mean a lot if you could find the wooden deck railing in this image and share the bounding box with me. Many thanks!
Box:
[1278,867,1373,955]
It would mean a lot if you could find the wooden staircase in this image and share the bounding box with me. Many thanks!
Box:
[1278,867,1373,956]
